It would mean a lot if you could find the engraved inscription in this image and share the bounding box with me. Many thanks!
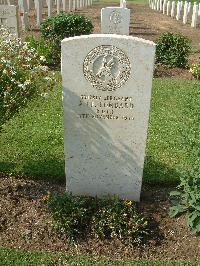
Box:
[0,18,7,25]
[109,10,122,33]
[0,9,12,16]
[109,10,122,24]
[83,45,131,91]
[78,94,134,120]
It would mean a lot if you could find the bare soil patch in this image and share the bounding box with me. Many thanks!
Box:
[0,176,199,260]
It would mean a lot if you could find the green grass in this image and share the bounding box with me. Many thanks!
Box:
[144,78,200,184]
[0,77,199,184]
[0,248,53,266]
[0,248,199,266]
[0,75,64,182]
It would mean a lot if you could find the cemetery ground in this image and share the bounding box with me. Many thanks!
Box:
[0,0,200,265]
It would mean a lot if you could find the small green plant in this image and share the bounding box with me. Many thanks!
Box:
[156,32,191,68]
[41,13,93,42]
[47,193,98,239]
[47,193,149,243]
[0,27,55,128]
[40,13,93,63]
[190,58,200,79]
[26,35,57,66]
[169,174,200,234]
[91,197,148,244]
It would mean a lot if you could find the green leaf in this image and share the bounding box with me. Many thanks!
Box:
[187,212,200,233]
[169,190,181,197]
[169,205,187,217]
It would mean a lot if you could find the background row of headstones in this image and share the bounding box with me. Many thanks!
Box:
[0,0,93,33]
[149,0,200,28]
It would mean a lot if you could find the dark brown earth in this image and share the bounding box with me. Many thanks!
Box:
[1,1,200,261]
[0,175,200,260]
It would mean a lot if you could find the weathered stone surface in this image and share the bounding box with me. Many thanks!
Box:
[0,5,19,37]
[101,7,130,35]
[62,34,155,201]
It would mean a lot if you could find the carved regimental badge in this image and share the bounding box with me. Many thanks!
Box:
[110,10,122,25]
[83,45,131,91]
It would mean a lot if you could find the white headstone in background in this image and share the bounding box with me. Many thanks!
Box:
[35,0,42,25]
[183,1,188,24]
[0,5,19,37]
[191,3,198,27]
[18,0,29,30]
[176,1,181,20]
[159,0,163,11]
[156,0,159,10]
[68,0,72,10]
[153,0,157,10]
[62,34,155,201]
[120,0,126,8]
[57,0,61,13]
[72,0,76,10]
[180,1,183,10]
[187,2,191,14]
[101,7,130,35]
[166,0,171,15]
[171,1,176,17]
[47,0,52,16]
[62,0,67,11]
[163,0,167,14]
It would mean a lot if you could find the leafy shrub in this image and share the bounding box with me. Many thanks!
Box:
[169,174,200,234]
[47,193,149,243]
[41,13,93,42]
[47,193,98,239]
[26,35,57,66]
[91,197,148,244]
[40,13,93,63]
[190,58,200,79]
[0,27,55,127]
[156,32,191,68]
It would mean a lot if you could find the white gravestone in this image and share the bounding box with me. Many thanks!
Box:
[166,1,171,15]
[120,0,126,8]
[101,7,130,35]
[35,0,42,25]
[47,0,52,16]
[183,1,188,24]
[171,1,176,17]
[187,2,191,14]
[18,0,29,30]
[153,0,157,10]
[159,0,163,11]
[68,0,72,11]
[176,1,181,20]
[61,34,155,201]
[191,3,198,28]
[163,0,167,14]
[0,5,19,37]
[62,0,67,11]
[156,0,159,10]
[72,0,76,10]
[180,1,183,10]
